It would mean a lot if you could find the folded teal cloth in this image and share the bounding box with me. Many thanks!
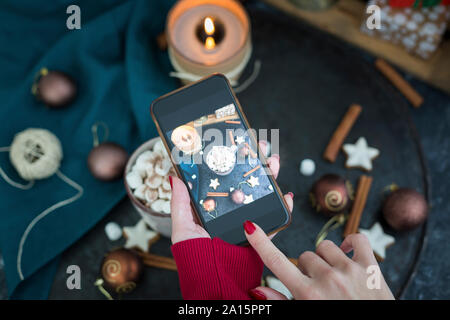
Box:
[0,0,177,298]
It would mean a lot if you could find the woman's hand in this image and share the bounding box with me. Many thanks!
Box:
[245,222,394,300]
[170,141,294,245]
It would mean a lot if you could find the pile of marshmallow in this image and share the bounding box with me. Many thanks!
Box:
[126,139,175,214]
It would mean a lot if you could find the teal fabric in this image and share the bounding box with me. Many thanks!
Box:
[0,0,177,298]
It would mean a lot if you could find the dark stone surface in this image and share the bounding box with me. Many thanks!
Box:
[1,2,449,299]
[402,80,450,300]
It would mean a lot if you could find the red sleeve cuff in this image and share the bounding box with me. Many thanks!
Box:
[171,237,263,300]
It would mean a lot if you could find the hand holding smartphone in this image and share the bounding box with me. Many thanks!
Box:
[151,74,290,245]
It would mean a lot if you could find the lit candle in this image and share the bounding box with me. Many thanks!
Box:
[166,0,251,85]
[196,17,225,51]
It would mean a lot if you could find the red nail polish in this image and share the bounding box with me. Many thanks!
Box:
[248,289,267,300]
[288,192,294,199]
[243,220,256,235]
[169,176,173,189]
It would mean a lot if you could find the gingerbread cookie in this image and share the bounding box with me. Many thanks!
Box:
[359,222,395,261]
[342,137,379,171]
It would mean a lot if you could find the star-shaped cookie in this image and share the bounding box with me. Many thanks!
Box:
[123,219,159,252]
[266,276,293,300]
[247,175,260,188]
[209,178,220,190]
[359,222,395,261]
[243,194,254,204]
[342,137,379,171]
[235,136,245,145]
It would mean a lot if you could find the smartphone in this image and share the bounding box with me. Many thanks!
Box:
[151,74,291,245]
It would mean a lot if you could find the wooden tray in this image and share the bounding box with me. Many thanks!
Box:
[264,0,450,94]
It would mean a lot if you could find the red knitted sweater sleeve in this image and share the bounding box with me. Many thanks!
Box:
[171,237,264,300]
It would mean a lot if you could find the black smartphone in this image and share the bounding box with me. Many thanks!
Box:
[151,74,291,245]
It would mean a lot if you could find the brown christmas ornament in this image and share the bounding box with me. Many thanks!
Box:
[382,188,428,231]
[310,174,352,216]
[231,189,245,204]
[88,142,128,181]
[203,198,216,212]
[101,248,143,294]
[32,68,77,108]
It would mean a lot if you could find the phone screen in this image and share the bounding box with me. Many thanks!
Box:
[152,75,290,244]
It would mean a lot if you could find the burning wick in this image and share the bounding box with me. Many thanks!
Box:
[196,16,225,51]
[204,17,215,50]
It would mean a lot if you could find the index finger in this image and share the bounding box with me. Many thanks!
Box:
[244,221,310,293]
[340,233,378,267]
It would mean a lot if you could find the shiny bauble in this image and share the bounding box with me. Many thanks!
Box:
[203,198,216,212]
[101,248,143,294]
[310,174,351,216]
[382,188,428,231]
[88,142,128,181]
[231,189,245,204]
[34,69,77,108]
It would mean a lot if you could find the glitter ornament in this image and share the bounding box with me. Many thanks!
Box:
[100,248,143,294]
[87,122,128,181]
[231,189,245,204]
[382,188,428,231]
[310,174,352,216]
[32,68,77,108]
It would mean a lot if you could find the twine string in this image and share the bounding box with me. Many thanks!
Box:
[0,147,34,190]
[17,169,84,280]
[91,122,109,147]
[95,279,114,300]
[315,213,347,248]
[233,60,261,93]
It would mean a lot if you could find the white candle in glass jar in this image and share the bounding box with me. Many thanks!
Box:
[166,0,252,85]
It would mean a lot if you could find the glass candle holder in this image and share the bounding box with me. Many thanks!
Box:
[166,0,252,85]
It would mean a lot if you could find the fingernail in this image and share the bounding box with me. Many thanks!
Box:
[243,220,256,235]
[272,153,280,160]
[248,289,267,300]
[288,192,294,199]
[169,176,173,189]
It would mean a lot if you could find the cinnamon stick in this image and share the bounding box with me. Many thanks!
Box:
[228,130,235,146]
[243,165,261,177]
[288,257,298,266]
[225,120,241,124]
[323,104,362,163]
[138,252,177,271]
[245,143,257,159]
[206,192,229,197]
[343,175,373,237]
[375,58,424,108]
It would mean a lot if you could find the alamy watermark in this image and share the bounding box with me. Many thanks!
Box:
[366,5,381,30]
[66,265,81,290]
[366,265,382,290]
[169,128,279,176]
[66,5,81,30]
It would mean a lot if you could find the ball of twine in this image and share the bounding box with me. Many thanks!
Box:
[9,128,63,180]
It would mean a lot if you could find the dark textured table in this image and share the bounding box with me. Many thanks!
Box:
[1,2,449,299]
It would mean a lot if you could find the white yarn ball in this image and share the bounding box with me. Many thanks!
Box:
[9,128,63,180]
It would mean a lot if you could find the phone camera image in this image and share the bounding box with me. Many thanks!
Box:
[166,103,274,222]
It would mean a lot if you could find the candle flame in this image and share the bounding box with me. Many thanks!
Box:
[205,36,215,50]
[204,17,215,35]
